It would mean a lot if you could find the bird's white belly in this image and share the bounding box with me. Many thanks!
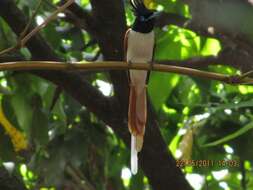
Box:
[127,30,155,88]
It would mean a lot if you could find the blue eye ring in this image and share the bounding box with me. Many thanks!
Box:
[139,16,146,22]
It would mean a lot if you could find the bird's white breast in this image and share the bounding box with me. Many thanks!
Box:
[127,30,154,63]
[127,30,155,87]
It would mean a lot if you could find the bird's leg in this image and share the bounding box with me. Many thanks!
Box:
[149,60,154,70]
[128,60,133,68]
[66,60,76,70]
[145,61,154,84]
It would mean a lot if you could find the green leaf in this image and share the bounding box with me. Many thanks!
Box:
[52,96,67,125]
[43,23,62,50]
[129,170,144,190]
[176,77,202,107]
[202,121,253,147]
[31,128,88,186]
[81,0,90,6]
[8,74,34,133]
[18,0,41,11]
[11,93,33,133]
[201,38,221,56]
[1,95,20,129]
[0,84,11,95]
[0,126,16,161]
[155,28,182,60]
[148,72,180,111]
[31,100,49,146]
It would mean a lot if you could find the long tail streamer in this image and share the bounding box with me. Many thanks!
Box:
[131,134,138,175]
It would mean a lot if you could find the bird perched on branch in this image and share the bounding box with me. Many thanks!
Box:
[124,0,159,174]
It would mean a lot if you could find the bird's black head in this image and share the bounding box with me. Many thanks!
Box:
[130,0,159,33]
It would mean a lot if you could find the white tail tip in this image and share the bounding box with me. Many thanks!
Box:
[131,134,138,175]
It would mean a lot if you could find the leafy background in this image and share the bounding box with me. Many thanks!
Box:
[0,0,253,190]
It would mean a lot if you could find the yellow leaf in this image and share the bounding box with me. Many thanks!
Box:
[178,128,193,160]
[0,102,28,152]
[144,0,155,9]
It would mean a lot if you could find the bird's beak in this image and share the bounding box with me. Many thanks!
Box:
[153,11,162,18]
[146,11,162,20]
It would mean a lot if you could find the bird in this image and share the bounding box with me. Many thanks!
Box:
[124,0,159,174]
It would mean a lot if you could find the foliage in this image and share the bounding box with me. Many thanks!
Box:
[0,0,253,190]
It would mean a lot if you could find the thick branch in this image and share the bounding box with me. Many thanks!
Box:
[89,0,129,113]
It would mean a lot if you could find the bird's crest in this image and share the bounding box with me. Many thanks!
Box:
[130,0,154,18]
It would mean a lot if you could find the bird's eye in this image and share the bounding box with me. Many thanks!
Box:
[139,16,145,21]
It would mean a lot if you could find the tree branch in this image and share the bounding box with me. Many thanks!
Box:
[1,61,253,85]
[0,54,24,62]
[0,0,59,61]
[0,0,75,56]
[65,165,96,190]
[89,0,129,111]
[20,0,75,47]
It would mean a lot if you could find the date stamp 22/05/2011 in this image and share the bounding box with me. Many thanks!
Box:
[176,159,240,168]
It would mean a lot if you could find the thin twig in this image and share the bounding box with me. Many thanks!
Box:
[1,61,253,85]
[0,0,43,56]
[65,164,96,190]
[0,46,17,56]
[20,0,75,46]
[0,0,74,56]
[20,0,43,38]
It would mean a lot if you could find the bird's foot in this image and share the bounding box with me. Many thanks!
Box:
[148,61,154,70]
[145,61,154,84]
[127,61,133,83]
[127,60,133,68]
[66,61,76,70]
